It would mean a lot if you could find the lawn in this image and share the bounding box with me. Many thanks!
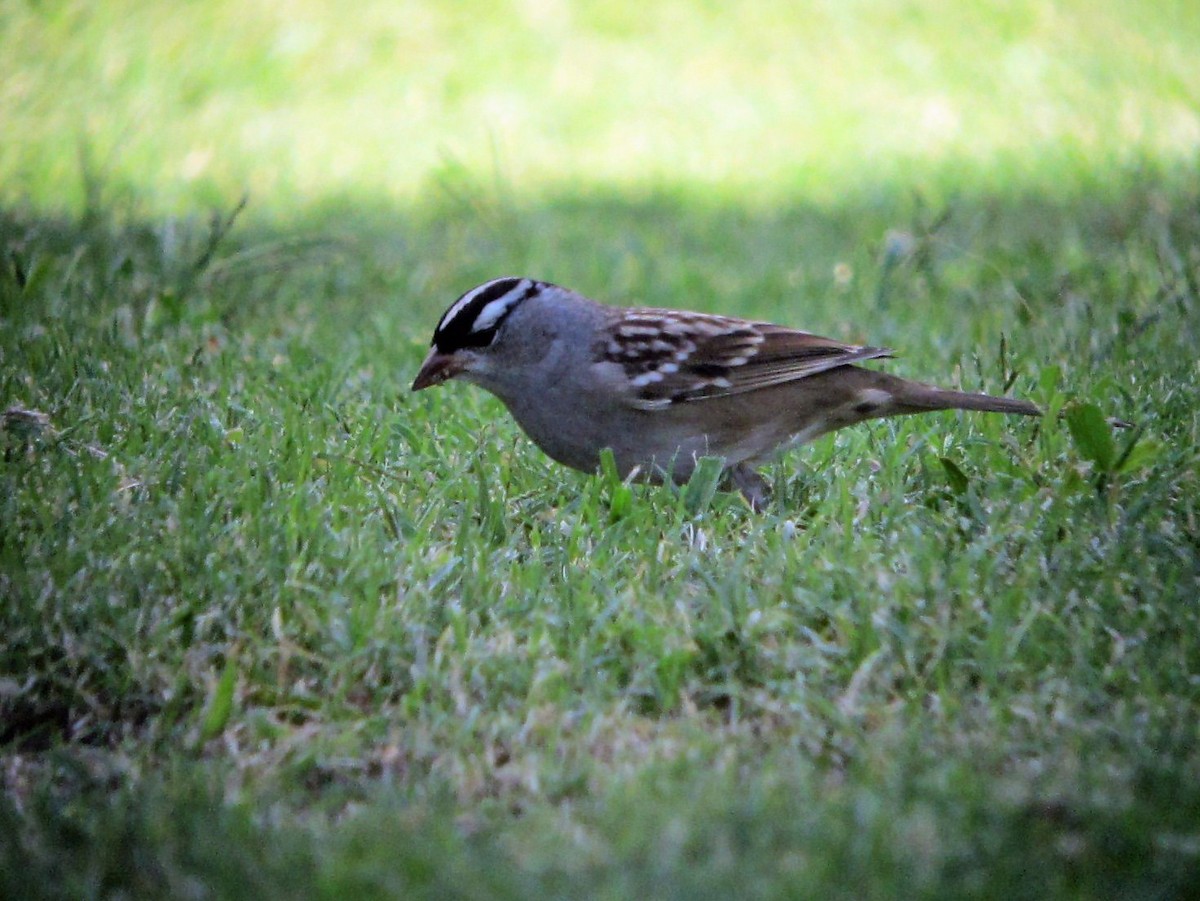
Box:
[3,1,1200,897]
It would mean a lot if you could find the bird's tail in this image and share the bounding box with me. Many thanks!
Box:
[892,381,1041,417]
[864,367,1041,419]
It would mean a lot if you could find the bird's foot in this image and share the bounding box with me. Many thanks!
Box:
[728,464,771,512]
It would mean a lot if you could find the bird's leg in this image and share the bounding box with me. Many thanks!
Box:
[728,463,771,512]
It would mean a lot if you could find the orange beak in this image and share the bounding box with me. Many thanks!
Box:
[411,348,466,391]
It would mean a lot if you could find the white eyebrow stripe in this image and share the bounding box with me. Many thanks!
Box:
[439,285,488,330]
[438,278,532,334]
[472,282,530,332]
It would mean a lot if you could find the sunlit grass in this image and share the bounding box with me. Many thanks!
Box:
[2,0,1198,212]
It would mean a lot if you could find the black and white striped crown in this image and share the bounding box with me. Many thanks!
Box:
[432,277,542,353]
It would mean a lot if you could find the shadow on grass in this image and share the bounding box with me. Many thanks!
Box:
[2,158,1199,751]
[4,156,1198,337]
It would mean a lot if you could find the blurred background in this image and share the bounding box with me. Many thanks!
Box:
[4,0,1197,215]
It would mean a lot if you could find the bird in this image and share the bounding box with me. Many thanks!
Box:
[411,276,1040,509]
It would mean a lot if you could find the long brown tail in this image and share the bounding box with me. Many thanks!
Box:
[893,381,1041,417]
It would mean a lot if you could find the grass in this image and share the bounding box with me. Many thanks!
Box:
[3,0,1200,896]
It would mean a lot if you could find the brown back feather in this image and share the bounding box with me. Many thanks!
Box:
[598,309,892,410]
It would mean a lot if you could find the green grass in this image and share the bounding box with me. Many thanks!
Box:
[3,1,1200,896]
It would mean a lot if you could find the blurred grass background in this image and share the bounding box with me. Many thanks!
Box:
[4,0,1198,211]
[3,1,1200,896]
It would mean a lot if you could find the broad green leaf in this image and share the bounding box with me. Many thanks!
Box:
[1065,402,1115,472]
[939,456,970,495]
[1116,432,1161,474]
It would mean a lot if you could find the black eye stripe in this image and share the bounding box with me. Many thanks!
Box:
[433,278,541,353]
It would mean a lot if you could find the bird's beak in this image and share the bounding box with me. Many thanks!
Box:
[411,348,466,391]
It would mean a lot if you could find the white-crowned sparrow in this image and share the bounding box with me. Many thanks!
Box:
[412,277,1039,509]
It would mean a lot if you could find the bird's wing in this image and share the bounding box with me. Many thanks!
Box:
[597,308,892,411]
